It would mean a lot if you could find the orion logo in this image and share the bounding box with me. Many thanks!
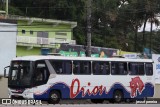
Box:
[129,77,144,98]
[158,57,160,62]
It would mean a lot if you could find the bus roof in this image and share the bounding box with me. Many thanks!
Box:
[12,55,153,63]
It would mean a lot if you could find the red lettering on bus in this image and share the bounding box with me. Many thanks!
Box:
[70,78,80,98]
[70,78,106,98]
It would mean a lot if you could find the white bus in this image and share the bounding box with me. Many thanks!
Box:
[4,56,154,104]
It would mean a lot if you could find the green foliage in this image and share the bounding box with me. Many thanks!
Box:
[8,6,24,15]
[10,0,160,53]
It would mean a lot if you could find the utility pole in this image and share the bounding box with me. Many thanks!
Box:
[86,0,92,57]
[0,0,8,16]
[5,0,8,18]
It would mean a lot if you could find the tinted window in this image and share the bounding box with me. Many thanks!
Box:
[73,61,91,75]
[34,60,50,86]
[9,61,32,86]
[30,30,33,35]
[111,62,127,75]
[93,61,110,75]
[145,63,153,76]
[22,30,25,34]
[129,63,144,75]
[50,60,72,74]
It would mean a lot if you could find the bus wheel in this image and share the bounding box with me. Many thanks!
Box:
[113,90,123,103]
[91,99,104,103]
[48,90,61,104]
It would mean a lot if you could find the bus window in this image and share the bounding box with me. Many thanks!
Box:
[11,69,18,80]
[93,62,100,75]
[93,62,110,75]
[63,61,72,74]
[129,63,137,75]
[139,63,144,75]
[50,60,72,74]
[103,62,110,75]
[73,61,91,75]
[129,63,144,75]
[34,60,50,86]
[111,62,127,75]
[73,61,80,74]
[145,63,153,76]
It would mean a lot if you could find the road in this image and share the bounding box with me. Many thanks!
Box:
[0,99,160,107]
[0,104,160,107]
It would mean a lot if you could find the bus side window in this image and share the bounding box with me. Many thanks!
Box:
[63,61,72,74]
[138,63,144,75]
[124,63,128,75]
[73,61,91,75]
[83,61,91,74]
[105,62,110,75]
[50,60,72,75]
[101,62,110,75]
[51,61,62,74]
[35,68,43,81]
[111,62,117,75]
[145,63,153,76]
[73,61,80,74]
[111,62,127,75]
[93,61,110,75]
[129,63,137,75]
[119,62,127,75]
[93,62,100,75]
[101,63,105,74]
[129,63,144,75]
[34,60,49,86]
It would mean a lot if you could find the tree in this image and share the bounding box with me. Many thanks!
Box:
[126,0,144,52]
[147,0,160,53]
[138,0,160,52]
[10,0,160,53]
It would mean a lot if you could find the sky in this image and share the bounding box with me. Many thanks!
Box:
[138,16,160,32]
[138,21,160,32]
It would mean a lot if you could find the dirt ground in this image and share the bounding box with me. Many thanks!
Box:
[0,77,8,98]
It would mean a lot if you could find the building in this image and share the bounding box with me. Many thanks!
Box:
[0,19,17,98]
[0,16,77,98]
[8,15,77,56]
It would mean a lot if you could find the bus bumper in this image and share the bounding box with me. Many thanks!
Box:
[8,88,34,99]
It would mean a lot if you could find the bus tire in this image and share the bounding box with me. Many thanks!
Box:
[113,90,123,103]
[48,90,61,104]
[91,99,104,103]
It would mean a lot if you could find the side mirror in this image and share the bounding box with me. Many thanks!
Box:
[4,66,10,78]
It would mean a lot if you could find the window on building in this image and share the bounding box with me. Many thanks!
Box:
[22,30,25,34]
[145,63,153,76]
[73,61,91,75]
[93,61,110,75]
[30,30,33,35]
[129,63,144,75]
[37,31,49,44]
[55,32,67,36]
[55,38,67,43]
[49,60,72,74]
[111,62,128,75]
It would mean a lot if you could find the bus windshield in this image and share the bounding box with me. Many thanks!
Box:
[8,61,33,88]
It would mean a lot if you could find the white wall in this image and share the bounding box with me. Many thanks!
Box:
[0,22,17,76]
